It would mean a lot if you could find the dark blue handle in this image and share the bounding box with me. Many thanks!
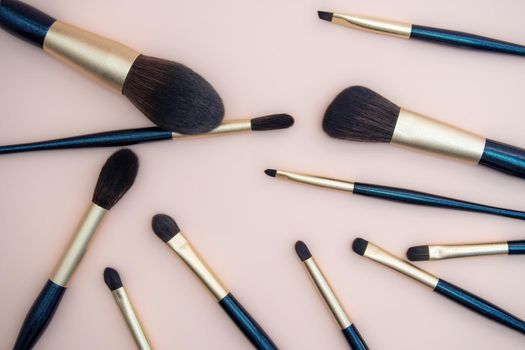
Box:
[508,240,525,255]
[0,127,173,155]
[410,25,525,56]
[0,0,56,47]
[352,182,525,221]
[13,280,66,350]
[479,139,525,179]
[219,293,278,350]
[342,324,369,350]
[434,279,525,334]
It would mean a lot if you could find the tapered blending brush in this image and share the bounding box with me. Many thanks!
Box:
[13,149,139,350]
[151,214,278,350]
[352,238,525,335]
[323,86,525,179]
[0,0,224,134]
[407,239,525,261]
[104,268,154,350]
[295,241,368,350]
[0,114,294,155]
[264,169,525,221]
[317,11,525,56]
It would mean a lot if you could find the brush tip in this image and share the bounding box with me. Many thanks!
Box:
[103,267,123,291]
[352,238,368,256]
[152,214,180,243]
[251,114,295,131]
[295,241,312,261]
[406,246,430,261]
[264,169,277,177]
[318,11,333,22]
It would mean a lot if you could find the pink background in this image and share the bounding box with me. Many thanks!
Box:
[1,0,525,348]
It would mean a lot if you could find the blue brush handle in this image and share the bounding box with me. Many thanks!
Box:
[352,182,525,221]
[0,127,173,155]
[508,240,525,255]
[342,324,369,350]
[219,293,278,350]
[434,279,525,334]
[410,25,525,56]
[13,280,66,350]
[0,0,56,47]
[479,139,525,179]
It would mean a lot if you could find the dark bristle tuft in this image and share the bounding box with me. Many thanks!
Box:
[352,238,369,256]
[406,246,430,261]
[323,86,400,143]
[251,114,295,131]
[318,11,333,22]
[264,169,277,177]
[123,55,224,134]
[152,214,180,243]
[295,241,312,261]
[103,267,123,291]
[92,149,139,210]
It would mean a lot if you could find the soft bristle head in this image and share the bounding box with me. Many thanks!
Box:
[92,149,139,210]
[295,241,312,261]
[152,214,180,243]
[264,169,277,177]
[318,11,333,22]
[123,55,225,134]
[323,86,400,143]
[406,246,430,261]
[251,114,295,131]
[103,267,123,291]
[352,238,369,256]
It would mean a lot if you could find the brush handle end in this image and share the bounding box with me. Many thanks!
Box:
[342,324,369,350]
[480,139,525,179]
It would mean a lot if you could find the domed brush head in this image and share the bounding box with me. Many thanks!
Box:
[103,267,123,291]
[152,214,180,243]
[295,241,312,262]
[250,114,294,131]
[406,246,430,261]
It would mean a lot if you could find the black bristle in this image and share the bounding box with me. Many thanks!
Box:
[264,169,277,177]
[92,149,139,210]
[152,214,180,243]
[352,238,369,256]
[123,55,224,134]
[406,246,430,261]
[103,267,123,291]
[323,86,400,143]
[295,241,312,262]
[317,11,333,22]
[251,114,295,131]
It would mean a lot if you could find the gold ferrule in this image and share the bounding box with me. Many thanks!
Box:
[363,241,439,289]
[167,233,228,300]
[428,242,508,260]
[276,170,355,193]
[51,203,107,287]
[112,287,153,350]
[304,258,351,329]
[331,12,412,39]
[171,119,252,139]
[43,21,140,92]
[392,108,486,163]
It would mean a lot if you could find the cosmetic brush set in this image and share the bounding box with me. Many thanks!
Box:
[2,0,525,349]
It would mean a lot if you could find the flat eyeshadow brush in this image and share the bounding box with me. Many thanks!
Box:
[317,11,525,56]
[104,267,154,350]
[352,238,525,335]
[13,149,139,350]
[0,114,294,155]
[0,0,224,134]
[323,86,525,180]
[264,169,525,221]
[151,214,278,350]
[295,241,369,350]
[407,239,525,261]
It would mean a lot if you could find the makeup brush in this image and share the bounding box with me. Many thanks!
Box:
[13,149,139,350]
[407,239,525,261]
[104,267,154,350]
[0,0,224,134]
[323,86,525,179]
[151,214,278,350]
[264,169,525,221]
[317,11,525,56]
[352,238,525,335]
[295,241,369,350]
[0,114,294,155]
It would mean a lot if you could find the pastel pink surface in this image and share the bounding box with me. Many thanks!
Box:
[1,0,525,349]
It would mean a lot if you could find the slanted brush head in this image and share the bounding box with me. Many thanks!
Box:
[317,11,333,22]
[152,214,180,243]
[352,238,369,256]
[104,267,123,291]
[251,114,294,131]
[406,246,430,261]
[264,169,277,177]
[295,241,312,262]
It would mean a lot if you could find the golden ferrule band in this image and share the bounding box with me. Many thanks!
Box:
[172,119,252,139]
[428,242,508,260]
[392,109,486,163]
[332,13,412,39]
[304,258,351,329]
[43,21,140,92]
[112,287,153,350]
[167,233,228,300]
[363,242,439,289]
[276,170,355,193]
[51,203,107,287]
